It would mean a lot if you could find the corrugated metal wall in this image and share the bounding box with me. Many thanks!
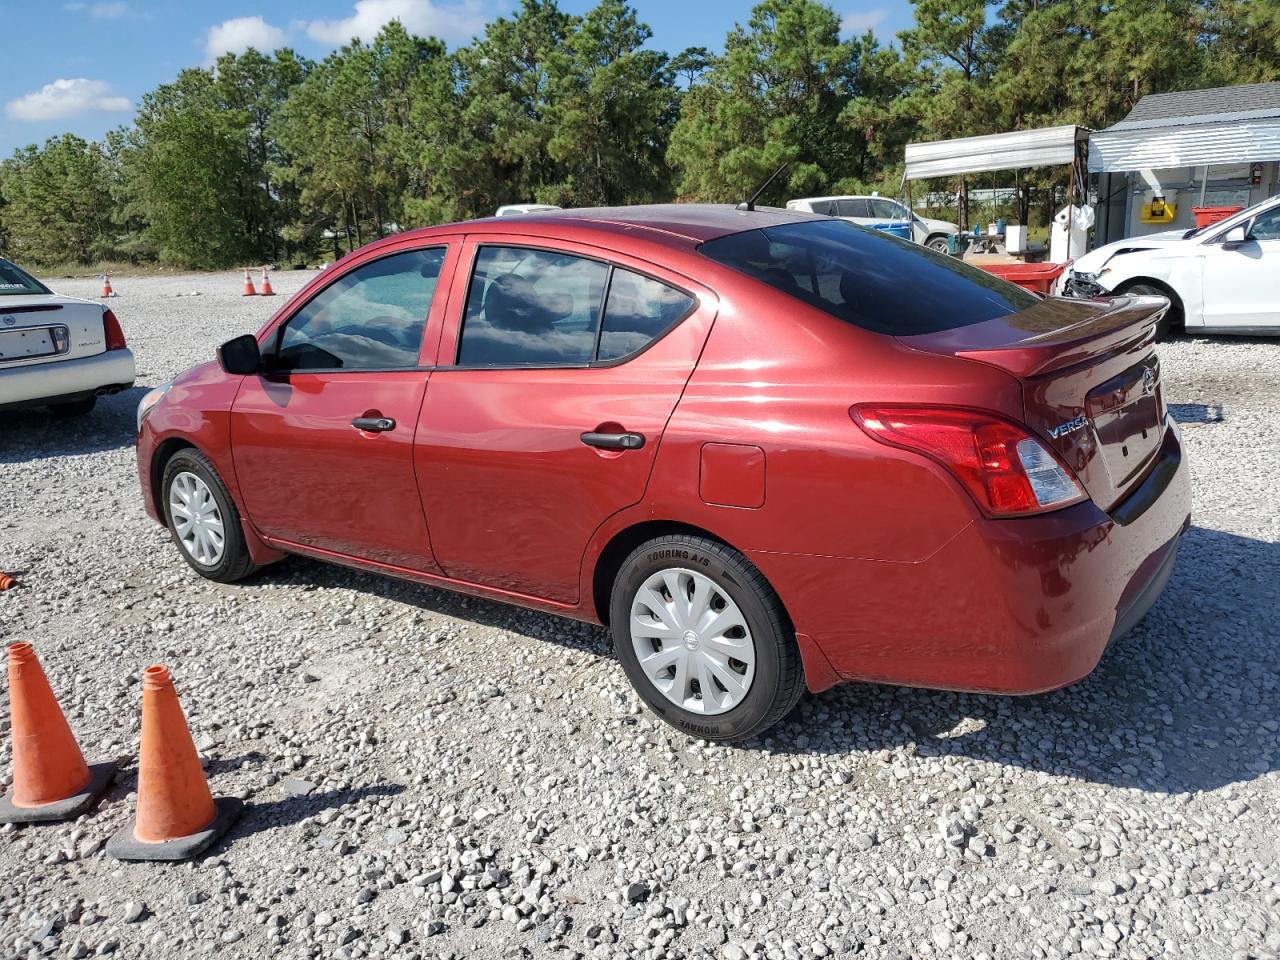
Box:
[1089,119,1280,172]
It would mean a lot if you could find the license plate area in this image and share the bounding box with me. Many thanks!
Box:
[1087,356,1163,488]
[0,325,68,362]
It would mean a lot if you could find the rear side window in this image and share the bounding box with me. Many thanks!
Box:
[598,269,696,362]
[835,198,871,218]
[0,259,50,296]
[457,247,695,367]
[275,248,444,371]
[806,200,836,216]
[700,219,1038,336]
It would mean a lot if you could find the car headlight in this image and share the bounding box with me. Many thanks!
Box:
[136,381,173,432]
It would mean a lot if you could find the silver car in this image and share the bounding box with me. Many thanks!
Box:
[0,258,135,415]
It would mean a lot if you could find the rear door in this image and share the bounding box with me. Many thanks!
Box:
[1200,204,1280,330]
[230,241,458,570]
[414,237,717,603]
[834,197,873,227]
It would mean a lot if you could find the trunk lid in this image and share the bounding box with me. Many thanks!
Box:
[898,295,1169,512]
[0,295,109,368]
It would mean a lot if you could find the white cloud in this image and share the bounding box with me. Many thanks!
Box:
[205,16,288,63]
[304,0,485,45]
[841,8,888,34]
[5,78,132,121]
[63,1,130,18]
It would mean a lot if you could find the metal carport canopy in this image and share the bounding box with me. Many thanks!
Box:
[903,125,1088,181]
[1088,114,1280,172]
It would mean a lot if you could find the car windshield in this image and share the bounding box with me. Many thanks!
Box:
[700,219,1039,336]
[1182,196,1279,239]
[0,259,50,296]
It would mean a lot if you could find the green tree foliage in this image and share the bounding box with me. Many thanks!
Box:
[667,0,862,204]
[0,0,1275,268]
[0,134,116,264]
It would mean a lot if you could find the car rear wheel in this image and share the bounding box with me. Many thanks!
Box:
[161,449,256,583]
[1120,282,1182,340]
[610,534,804,741]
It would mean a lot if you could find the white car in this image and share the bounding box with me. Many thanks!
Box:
[495,204,563,217]
[1060,195,1280,336]
[785,195,959,251]
[0,258,135,415]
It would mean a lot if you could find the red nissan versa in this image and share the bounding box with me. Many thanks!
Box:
[135,206,1191,741]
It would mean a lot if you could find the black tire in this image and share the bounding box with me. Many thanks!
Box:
[609,534,804,742]
[925,234,952,253]
[161,448,257,583]
[1121,282,1183,340]
[49,396,96,417]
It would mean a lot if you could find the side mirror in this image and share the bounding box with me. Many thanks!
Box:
[1222,225,1248,247]
[217,334,261,375]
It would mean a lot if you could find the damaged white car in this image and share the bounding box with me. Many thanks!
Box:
[1059,195,1280,336]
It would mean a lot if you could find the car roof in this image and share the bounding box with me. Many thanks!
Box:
[792,195,892,204]
[405,203,822,247]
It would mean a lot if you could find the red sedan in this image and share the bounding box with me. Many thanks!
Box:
[135,206,1191,741]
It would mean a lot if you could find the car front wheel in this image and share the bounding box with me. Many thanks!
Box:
[610,534,804,741]
[926,234,952,253]
[161,448,257,583]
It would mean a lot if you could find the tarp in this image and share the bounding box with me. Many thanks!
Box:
[1088,117,1280,172]
[903,126,1088,181]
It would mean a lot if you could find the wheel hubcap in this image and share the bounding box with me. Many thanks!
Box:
[169,471,225,567]
[629,568,755,716]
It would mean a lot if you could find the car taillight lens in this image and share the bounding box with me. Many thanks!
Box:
[103,309,126,350]
[851,405,1088,517]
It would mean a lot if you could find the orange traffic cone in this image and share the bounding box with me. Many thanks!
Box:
[0,642,116,823]
[0,572,17,591]
[100,274,115,298]
[241,269,257,296]
[259,266,274,297]
[107,665,242,861]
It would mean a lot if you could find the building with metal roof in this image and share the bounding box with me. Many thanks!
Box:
[1089,82,1280,243]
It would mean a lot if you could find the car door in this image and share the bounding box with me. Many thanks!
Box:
[414,237,717,603]
[1200,205,1280,329]
[870,199,923,242]
[230,241,459,570]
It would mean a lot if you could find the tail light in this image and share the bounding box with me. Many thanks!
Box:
[103,308,126,351]
[851,405,1087,517]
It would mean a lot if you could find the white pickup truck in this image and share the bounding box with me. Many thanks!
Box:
[0,258,135,415]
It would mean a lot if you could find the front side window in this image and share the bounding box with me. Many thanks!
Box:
[1248,206,1280,241]
[275,248,444,371]
[700,219,1039,336]
[0,259,50,296]
[870,199,907,220]
[456,247,694,367]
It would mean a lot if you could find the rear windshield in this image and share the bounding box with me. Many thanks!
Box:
[0,259,50,296]
[699,219,1039,336]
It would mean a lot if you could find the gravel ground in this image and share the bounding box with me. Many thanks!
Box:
[1,272,1278,960]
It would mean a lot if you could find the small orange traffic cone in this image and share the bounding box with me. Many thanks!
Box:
[0,572,17,591]
[0,642,116,823]
[259,266,274,297]
[107,665,242,861]
[100,274,115,298]
[241,269,257,296]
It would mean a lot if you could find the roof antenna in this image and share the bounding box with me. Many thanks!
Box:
[737,162,790,212]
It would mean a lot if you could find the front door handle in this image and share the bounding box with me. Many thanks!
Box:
[580,430,645,450]
[352,416,396,432]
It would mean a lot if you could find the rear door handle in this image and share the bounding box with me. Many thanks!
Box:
[580,431,645,450]
[352,416,396,432]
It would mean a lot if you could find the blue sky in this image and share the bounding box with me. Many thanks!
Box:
[0,0,916,156]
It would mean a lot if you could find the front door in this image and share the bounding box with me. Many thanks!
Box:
[414,239,717,603]
[1200,204,1280,330]
[230,243,456,570]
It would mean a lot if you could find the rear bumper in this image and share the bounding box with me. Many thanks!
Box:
[756,420,1192,695]
[0,349,135,408]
